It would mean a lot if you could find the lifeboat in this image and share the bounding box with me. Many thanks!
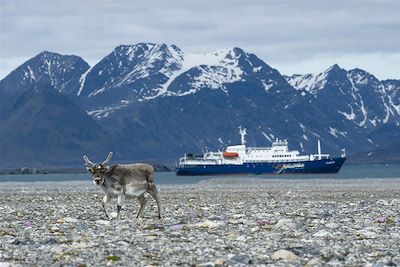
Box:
[223,151,239,158]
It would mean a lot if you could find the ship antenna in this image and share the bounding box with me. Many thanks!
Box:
[239,126,247,145]
[317,140,321,160]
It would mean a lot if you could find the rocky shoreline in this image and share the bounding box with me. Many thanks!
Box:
[1,178,399,266]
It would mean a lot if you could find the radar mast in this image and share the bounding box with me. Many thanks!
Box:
[239,126,247,145]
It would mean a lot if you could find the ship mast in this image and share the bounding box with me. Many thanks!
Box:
[317,140,321,160]
[239,126,247,145]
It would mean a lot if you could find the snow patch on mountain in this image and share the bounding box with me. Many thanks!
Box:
[329,127,347,138]
[77,66,92,96]
[179,49,244,92]
[285,70,328,94]
[146,48,246,98]
[27,66,36,81]
[347,73,368,127]
[262,79,276,91]
[147,49,234,99]
[87,102,129,119]
[338,104,356,121]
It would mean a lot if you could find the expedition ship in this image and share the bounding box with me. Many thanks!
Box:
[176,127,346,176]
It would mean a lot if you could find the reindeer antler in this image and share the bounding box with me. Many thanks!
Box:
[83,155,96,167]
[101,152,113,166]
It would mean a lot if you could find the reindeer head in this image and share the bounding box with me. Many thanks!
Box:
[83,152,113,185]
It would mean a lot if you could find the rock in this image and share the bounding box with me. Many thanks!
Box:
[358,230,377,239]
[195,220,224,229]
[95,220,110,225]
[325,222,338,229]
[305,258,323,267]
[229,255,253,264]
[312,230,333,238]
[235,235,246,241]
[168,224,184,231]
[375,199,390,206]
[50,226,60,232]
[72,242,91,249]
[274,219,296,230]
[64,217,79,223]
[319,210,332,219]
[196,262,214,267]
[50,246,63,254]
[214,258,226,266]
[271,249,298,261]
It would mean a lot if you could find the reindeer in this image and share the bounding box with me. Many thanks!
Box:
[83,152,161,219]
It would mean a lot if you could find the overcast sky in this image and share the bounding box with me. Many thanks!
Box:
[1,0,399,80]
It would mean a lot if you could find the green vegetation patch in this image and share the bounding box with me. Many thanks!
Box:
[106,255,121,262]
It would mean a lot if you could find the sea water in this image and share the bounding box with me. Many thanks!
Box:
[0,164,399,184]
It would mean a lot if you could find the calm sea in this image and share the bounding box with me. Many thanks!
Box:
[0,164,399,184]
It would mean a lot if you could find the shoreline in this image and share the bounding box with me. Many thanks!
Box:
[1,177,399,187]
[1,179,399,266]
[1,163,400,176]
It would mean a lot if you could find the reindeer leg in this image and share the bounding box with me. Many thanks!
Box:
[136,194,147,218]
[117,194,125,220]
[102,194,111,219]
[149,187,162,219]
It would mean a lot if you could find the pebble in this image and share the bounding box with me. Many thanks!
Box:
[271,249,298,260]
[0,178,399,266]
[195,219,224,228]
[312,230,333,238]
[95,220,110,225]
[64,217,79,223]
[274,218,296,230]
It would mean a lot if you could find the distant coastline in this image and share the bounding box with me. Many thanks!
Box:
[0,163,172,175]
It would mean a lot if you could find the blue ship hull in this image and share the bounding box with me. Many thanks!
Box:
[176,157,346,176]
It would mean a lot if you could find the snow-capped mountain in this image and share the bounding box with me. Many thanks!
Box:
[285,65,338,94]
[78,43,184,99]
[1,43,399,167]
[166,47,287,96]
[286,65,400,130]
[0,51,89,100]
[77,43,291,118]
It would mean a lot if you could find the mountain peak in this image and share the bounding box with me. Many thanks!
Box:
[0,51,89,97]
[325,63,344,73]
[37,50,62,58]
[229,47,245,57]
[348,68,380,87]
[114,42,184,54]
[349,68,371,77]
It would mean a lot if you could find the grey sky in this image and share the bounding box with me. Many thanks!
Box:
[1,0,399,80]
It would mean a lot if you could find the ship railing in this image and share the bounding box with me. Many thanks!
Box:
[310,154,330,160]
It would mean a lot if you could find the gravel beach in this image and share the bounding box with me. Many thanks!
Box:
[0,178,399,266]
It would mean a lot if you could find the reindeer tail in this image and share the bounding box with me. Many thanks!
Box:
[145,169,158,193]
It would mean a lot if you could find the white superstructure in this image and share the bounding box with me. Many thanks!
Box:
[179,127,335,166]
